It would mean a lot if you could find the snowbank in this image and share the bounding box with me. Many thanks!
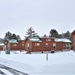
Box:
[0,51,75,74]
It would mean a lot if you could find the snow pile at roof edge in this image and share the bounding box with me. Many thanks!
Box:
[28,37,42,42]
[9,39,18,43]
[0,43,4,46]
[55,38,71,43]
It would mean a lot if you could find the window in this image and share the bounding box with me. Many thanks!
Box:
[27,43,30,47]
[67,44,70,47]
[63,44,66,47]
[22,44,24,46]
[53,43,56,47]
[46,43,48,47]
[53,43,56,49]
[35,43,40,46]
[68,44,71,47]
[46,39,51,42]
[63,44,70,47]
[13,44,17,46]
[48,39,51,41]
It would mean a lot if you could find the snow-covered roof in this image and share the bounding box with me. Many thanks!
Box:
[55,38,71,43]
[0,43,4,46]
[28,37,42,42]
[9,39,18,43]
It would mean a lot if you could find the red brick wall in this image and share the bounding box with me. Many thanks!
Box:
[72,35,75,50]
[55,42,63,51]
[72,30,75,50]
[4,40,25,51]
[0,46,3,50]
[2,38,70,52]
[31,38,54,52]
[25,38,71,52]
[25,39,32,51]
[17,40,25,50]
[32,42,43,52]
[55,42,70,51]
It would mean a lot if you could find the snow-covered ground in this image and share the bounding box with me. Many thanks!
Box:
[0,50,75,75]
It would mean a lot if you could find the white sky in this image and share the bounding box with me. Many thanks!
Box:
[0,0,75,39]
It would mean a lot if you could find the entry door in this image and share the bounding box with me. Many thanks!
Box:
[53,43,56,49]
[27,43,30,50]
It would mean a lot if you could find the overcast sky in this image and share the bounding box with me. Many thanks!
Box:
[0,0,75,39]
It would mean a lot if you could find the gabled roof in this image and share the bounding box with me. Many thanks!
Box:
[8,39,18,43]
[72,30,75,35]
[28,37,42,42]
[55,38,71,43]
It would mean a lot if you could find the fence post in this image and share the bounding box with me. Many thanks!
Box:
[46,51,48,61]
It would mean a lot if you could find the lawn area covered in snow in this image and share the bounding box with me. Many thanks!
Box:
[0,50,75,74]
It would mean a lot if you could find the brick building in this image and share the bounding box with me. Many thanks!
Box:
[5,39,25,51]
[0,37,71,52]
[72,30,75,50]
[0,43,4,50]
[25,37,71,53]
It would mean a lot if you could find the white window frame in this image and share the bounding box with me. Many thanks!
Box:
[46,43,48,47]
[46,39,51,42]
[13,44,17,46]
[35,43,40,46]
[53,43,56,47]
[27,43,30,49]
[27,43,30,47]
[22,44,24,46]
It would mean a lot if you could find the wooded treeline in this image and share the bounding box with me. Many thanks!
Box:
[0,27,72,43]
[26,27,72,41]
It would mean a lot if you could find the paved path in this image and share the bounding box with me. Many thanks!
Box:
[0,64,28,75]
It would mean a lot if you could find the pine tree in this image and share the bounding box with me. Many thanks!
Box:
[26,27,38,38]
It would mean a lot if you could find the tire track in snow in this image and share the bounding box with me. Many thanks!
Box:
[0,70,6,75]
[0,64,28,75]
